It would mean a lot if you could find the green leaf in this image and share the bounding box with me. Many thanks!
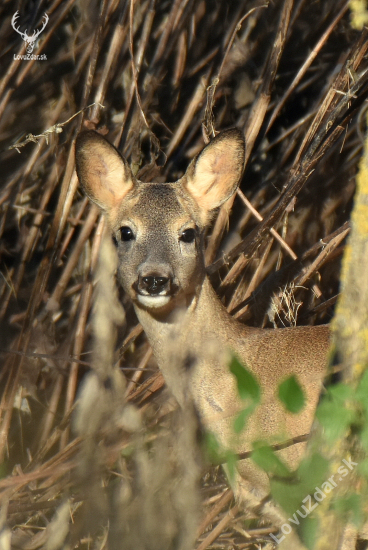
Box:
[270,453,329,517]
[278,375,305,413]
[251,443,290,477]
[315,381,358,443]
[316,399,354,443]
[253,449,328,506]
[296,452,330,491]
[333,494,363,527]
[229,354,260,403]
[225,450,238,483]
[203,431,222,463]
[358,458,368,478]
[203,431,238,478]
[360,425,368,452]
[328,382,354,402]
[270,478,305,516]
[233,405,255,434]
[300,516,319,550]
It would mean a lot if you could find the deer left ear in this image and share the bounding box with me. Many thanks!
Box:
[183,129,245,222]
[75,130,135,214]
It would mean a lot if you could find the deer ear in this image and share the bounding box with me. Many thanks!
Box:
[184,129,245,223]
[75,131,134,213]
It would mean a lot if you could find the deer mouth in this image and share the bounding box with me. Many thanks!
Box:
[136,294,172,308]
[133,275,178,309]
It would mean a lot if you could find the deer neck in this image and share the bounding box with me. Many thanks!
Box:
[133,276,234,406]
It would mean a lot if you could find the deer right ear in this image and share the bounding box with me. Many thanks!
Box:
[183,129,245,225]
[75,131,134,213]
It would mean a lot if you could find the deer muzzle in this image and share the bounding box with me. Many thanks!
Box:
[135,270,176,309]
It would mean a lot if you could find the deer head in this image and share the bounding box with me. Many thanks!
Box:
[75,129,245,313]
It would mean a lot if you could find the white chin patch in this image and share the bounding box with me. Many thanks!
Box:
[137,295,171,309]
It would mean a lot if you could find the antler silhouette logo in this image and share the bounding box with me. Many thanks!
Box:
[11,11,49,54]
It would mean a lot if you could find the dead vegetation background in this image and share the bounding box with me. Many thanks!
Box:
[0,0,368,548]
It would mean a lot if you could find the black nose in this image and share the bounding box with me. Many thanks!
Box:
[139,275,170,295]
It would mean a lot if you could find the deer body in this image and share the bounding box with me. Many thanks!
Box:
[76,129,330,500]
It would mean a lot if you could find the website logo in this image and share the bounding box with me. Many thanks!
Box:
[11,11,49,54]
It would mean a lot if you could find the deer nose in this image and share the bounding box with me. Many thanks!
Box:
[139,275,171,295]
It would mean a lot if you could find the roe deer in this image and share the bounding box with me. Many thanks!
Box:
[75,129,330,519]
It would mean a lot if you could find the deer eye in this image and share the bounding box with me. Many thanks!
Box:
[180,228,196,243]
[120,226,135,241]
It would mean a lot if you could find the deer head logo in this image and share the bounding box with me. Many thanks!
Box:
[11,11,49,54]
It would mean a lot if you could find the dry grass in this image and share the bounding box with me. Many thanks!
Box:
[0,0,367,548]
